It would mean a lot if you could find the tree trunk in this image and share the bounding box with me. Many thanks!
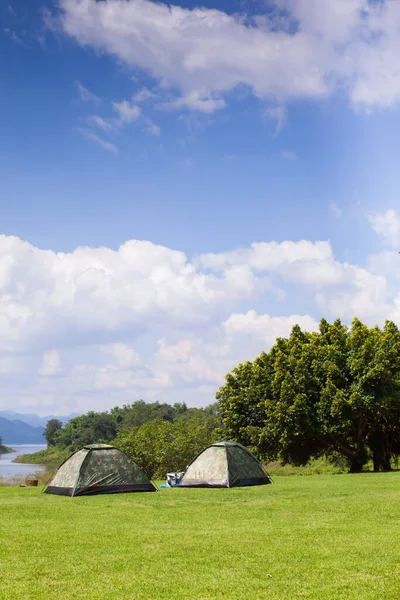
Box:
[372,445,391,471]
[349,454,366,473]
[381,451,392,472]
[373,449,380,472]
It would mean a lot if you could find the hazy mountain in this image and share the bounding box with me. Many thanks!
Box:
[0,417,45,444]
[0,412,79,444]
[0,411,78,428]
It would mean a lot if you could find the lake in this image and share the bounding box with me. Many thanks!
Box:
[0,444,47,480]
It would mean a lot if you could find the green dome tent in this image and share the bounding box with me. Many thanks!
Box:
[179,441,271,488]
[44,444,156,496]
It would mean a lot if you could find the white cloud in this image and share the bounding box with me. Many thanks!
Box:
[76,81,101,105]
[113,99,141,124]
[0,235,270,356]
[78,128,118,152]
[316,270,390,322]
[157,338,193,364]
[59,0,400,114]
[196,240,334,272]
[367,250,400,280]
[160,89,226,113]
[40,350,60,376]
[145,119,161,136]
[88,115,114,131]
[133,87,156,103]
[150,312,320,388]
[196,238,395,321]
[369,209,400,248]
[224,311,319,343]
[89,105,158,137]
[101,343,141,368]
[265,106,287,133]
[1,217,400,413]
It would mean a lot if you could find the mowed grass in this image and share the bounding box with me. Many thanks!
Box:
[1,474,400,600]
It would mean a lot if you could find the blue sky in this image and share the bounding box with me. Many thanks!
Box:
[1,0,400,415]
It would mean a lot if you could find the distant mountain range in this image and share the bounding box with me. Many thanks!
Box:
[0,411,78,444]
[0,411,78,428]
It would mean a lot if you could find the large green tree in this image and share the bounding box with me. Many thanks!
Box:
[217,318,400,472]
[43,419,63,446]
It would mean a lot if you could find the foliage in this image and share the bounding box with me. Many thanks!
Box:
[110,400,190,429]
[35,401,222,476]
[1,474,400,599]
[13,447,70,465]
[54,411,118,452]
[217,317,400,472]
[43,419,63,446]
[0,436,13,455]
[265,456,349,477]
[114,410,222,478]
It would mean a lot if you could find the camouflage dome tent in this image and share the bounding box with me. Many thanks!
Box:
[44,444,156,496]
[179,441,271,488]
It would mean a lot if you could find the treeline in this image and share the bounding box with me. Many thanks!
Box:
[218,318,400,473]
[41,316,400,477]
[44,401,223,478]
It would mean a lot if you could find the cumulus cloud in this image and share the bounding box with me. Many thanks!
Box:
[196,240,334,272]
[0,217,399,413]
[58,0,400,114]
[0,235,390,358]
[0,235,273,355]
[196,238,395,321]
[224,311,319,343]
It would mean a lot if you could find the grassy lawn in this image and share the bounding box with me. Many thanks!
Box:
[1,473,399,600]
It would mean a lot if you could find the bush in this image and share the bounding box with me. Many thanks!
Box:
[114,412,222,479]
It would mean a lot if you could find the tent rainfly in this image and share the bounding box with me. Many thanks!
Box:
[44,444,156,496]
[179,441,271,488]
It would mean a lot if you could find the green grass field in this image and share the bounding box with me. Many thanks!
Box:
[1,473,399,600]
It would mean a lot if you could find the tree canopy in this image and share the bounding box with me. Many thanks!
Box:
[217,317,400,472]
[45,400,223,476]
[55,411,118,452]
[43,419,63,447]
[114,410,221,478]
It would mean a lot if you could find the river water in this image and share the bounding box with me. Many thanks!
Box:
[0,444,47,480]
